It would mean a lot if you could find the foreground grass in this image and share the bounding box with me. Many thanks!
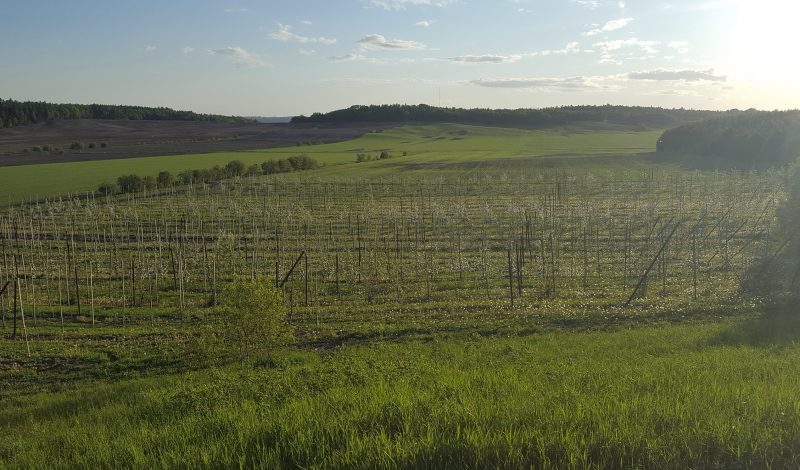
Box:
[0,124,660,204]
[2,316,799,469]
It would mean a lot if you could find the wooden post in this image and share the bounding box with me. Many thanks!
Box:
[507,246,514,307]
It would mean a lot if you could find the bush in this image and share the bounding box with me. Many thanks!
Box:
[69,142,84,150]
[117,174,144,193]
[262,160,279,174]
[156,170,174,188]
[246,164,262,176]
[96,181,118,196]
[88,143,96,149]
[225,160,246,177]
[379,151,391,160]
[220,276,293,364]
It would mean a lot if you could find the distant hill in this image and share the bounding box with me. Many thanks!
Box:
[0,98,250,129]
[247,116,292,124]
[656,110,800,169]
[291,104,721,129]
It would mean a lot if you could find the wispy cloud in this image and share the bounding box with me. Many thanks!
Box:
[181,46,195,56]
[593,37,659,64]
[366,0,456,10]
[144,45,157,52]
[450,54,521,64]
[628,69,726,81]
[415,20,434,27]
[269,24,336,45]
[208,47,267,67]
[571,0,625,8]
[329,52,365,61]
[471,76,604,90]
[223,7,249,13]
[535,42,582,56]
[667,41,689,53]
[358,34,426,50]
[583,17,633,36]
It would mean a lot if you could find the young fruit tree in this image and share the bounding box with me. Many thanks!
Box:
[220,276,294,365]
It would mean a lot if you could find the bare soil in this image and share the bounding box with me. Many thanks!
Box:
[0,120,389,166]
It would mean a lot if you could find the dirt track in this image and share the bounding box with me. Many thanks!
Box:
[0,120,388,167]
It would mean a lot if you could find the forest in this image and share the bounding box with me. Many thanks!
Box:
[656,109,800,169]
[0,99,250,129]
[291,103,722,129]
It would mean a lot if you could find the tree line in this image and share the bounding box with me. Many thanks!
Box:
[291,104,721,129]
[0,98,250,128]
[656,110,800,169]
[97,155,320,196]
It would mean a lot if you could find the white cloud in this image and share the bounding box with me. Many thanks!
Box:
[144,45,157,52]
[367,0,456,10]
[358,34,426,50]
[538,42,582,56]
[667,41,689,53]
[329,52,365,61]
[593,37,659,64]
[208,47,267,67]
[181,46,195,56]
[471,76,604,90]
[415,20,434,27]
[269,24,336,45]
[628,69,726,81]
[572,0,601,8]
[584,17,633,36]
[572,0,627,9]
[300,20,313,25]
[450,54,521,64]
[299,49,317,55]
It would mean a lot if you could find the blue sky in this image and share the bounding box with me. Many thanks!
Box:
[2,0,798,116]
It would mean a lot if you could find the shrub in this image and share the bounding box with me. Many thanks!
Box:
[156,170,174,188]
[220,276,293,365]
[225,160,246,177]
[96,181,118,196]
[69,142,84,150]
[117,174,144,193]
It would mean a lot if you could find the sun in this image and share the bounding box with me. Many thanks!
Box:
[727,0,800,85]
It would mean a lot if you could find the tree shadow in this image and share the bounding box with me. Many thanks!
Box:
[705,300,800,349]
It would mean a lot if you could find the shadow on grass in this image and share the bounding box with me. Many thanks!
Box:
[705,300,800,349]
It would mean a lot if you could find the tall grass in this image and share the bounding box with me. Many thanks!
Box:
[3,320,799,469]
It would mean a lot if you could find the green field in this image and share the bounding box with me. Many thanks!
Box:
[1,123,795,468]
[0,124,661,204]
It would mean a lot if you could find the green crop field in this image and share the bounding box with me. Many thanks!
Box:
[1,123,796,468]
[0,124,661,205]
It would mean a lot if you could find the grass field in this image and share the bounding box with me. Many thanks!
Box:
[0,123,795,468]
[3,311,800,469]
[0,124,661,204]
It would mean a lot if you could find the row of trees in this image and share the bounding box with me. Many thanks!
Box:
[97,156,320,195]
[0,98,250,128]
[656,110,800,169]
[291,104,722,129]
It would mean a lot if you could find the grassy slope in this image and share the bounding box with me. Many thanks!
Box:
[2,318,799,469]
[0,124,660,204]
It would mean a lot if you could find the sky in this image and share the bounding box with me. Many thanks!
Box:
[2,0,799,116]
